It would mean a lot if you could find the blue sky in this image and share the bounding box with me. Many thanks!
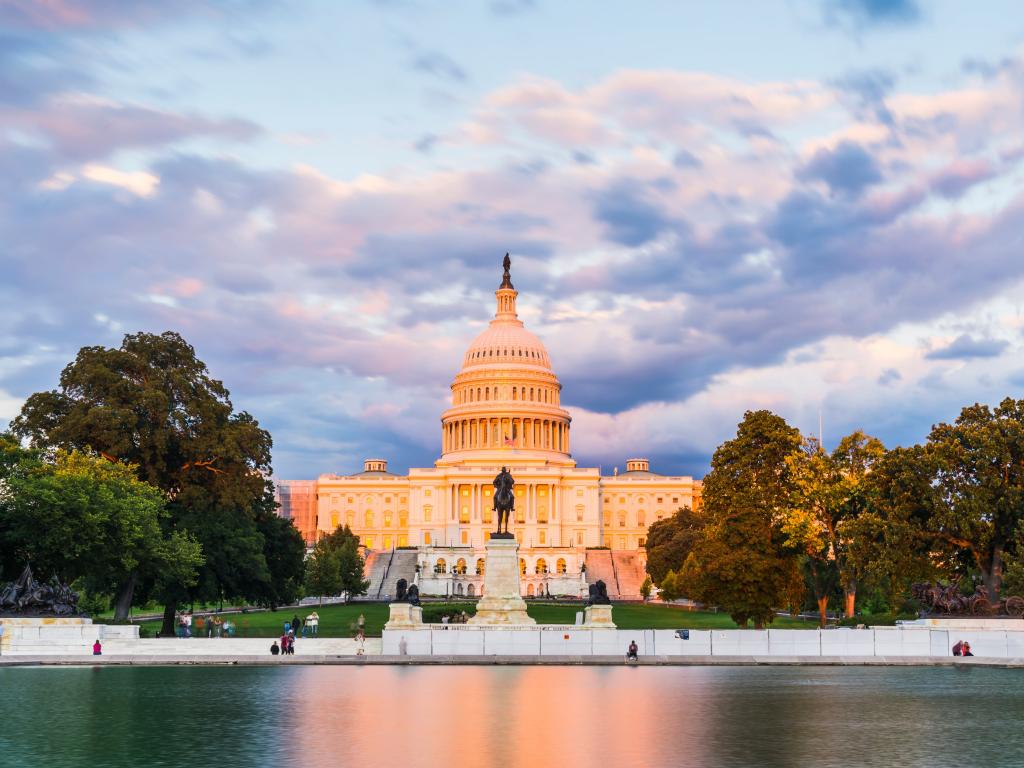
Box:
[3,0,1024,480]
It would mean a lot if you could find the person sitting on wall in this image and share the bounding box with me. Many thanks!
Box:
[962,642,974,657]
[626,640,638,661]
[270,641,280,656]
[952,640,964,656]
[92,639,102,656]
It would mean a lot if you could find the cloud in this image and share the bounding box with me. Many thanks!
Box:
[926,334,1010,360]
[591,180,674,246]
[411,51,468,83]
[798,140,884,197]
[0,0,275,30]
[822,0,921,29]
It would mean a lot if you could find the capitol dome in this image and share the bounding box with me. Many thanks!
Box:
[438,255,573,467]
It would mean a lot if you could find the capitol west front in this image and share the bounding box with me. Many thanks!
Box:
[277,260,701,600]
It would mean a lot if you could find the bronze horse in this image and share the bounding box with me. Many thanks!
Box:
[493,466,515,536]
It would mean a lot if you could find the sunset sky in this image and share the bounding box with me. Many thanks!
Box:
[3,0,1024,480]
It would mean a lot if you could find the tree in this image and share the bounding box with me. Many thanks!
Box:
[784,431,886,624]
[305,542,343,605]
[0,436,202,618]
[681,410,805,628]
[312,526,369,600]
[926,398,1024,604]
[640,575,652,601]
[658,570,681,602]
[11,331,281,633]
[843,445,940,610]
[644,506,704,584]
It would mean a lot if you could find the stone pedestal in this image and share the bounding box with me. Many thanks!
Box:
[583,604,616,628]
[468,537,535,625]
[385,603,423,629]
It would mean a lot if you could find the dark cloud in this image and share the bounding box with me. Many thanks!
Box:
[414,133,438,154]
[411,51,468,83]
[822,0,921,29]
[672,149,702,169]
[591,180,673,246]
[926,334,1009,360]
[878,368,902,386]
[831,69,897,127]
[798,141,884,197]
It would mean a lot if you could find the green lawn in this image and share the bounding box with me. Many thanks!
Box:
[125,601,815,637]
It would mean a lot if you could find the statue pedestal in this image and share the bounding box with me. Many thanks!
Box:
[468,537,535,626]
[583,604,616,628]
[385,603,423,629]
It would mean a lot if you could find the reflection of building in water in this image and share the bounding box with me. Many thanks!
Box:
[276,259,701,599]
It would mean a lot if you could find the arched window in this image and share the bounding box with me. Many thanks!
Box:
[455,558,467,575]
[527,583,535,597]
[535,558,548,574]
[475,558,485,575]
[345,511,354,527]
[384,511,393,527]
[435,558,447,574]
[519,558,526,575]
[556,558,567,574]
[512,387,517,400]
[618,512,626,528]
[399,511,408,527]
[365,511,374,528]
[468,583,476,596]
[637,510,646,526]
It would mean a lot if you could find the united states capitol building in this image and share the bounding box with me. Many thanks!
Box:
[276,258,701,600]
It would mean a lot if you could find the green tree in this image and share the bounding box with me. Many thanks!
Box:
[0,437,202,618]
[313,526,369,600]
[681,410,805,628]
[842,445,940,610]
[658,569,681,601]
[926,398,1024,603]
[644,506,704,584]
[784,431,886,624]
[10,331,288,632]
[305,541,343,605]
[640,575,652,601]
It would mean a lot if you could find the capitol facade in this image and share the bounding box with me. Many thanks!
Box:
[276,258,701,599]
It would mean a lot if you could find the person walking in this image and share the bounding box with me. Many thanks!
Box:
[310,611,319,637]
[292,614,301,638]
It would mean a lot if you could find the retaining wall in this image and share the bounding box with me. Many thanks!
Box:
[382,626,1024,658]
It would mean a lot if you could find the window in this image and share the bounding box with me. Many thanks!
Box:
[603,511,611,525]
[535,558,548,574]
[638,510,645,526]
[347,496,353,503]
[399,512,408,527]
[461,530,468,544]
[423,505,432,522]
[537,506,548,523]
[619,512,626,528]
[455,558,467,574]
[384,512,393,527]
[383,535,392,550]
[657,497,663,504]
[425,489,431,497]
[346,511,354,527]
[330,513,338,528]
[424,531,431,545]
[576,505,584,522]
[516,508,525,524]
[638,537,646,547]
[556,558,567,574]
[364,511,374,528]
[604,535,612,548]
[618,535,627,549]
[576,530,584,545]
[483,507,493,524]
[519,558,526,575]
[398,535,407,547]
[461,488,470,497]
[435,558,447,574]
[385,497,392,504]
[539,529,546,544]
[672,497,678,504]
[576,488,584,497]
[460,506,470,523]
[476,558,485,575]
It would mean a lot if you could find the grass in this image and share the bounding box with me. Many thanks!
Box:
[123,601,815,637]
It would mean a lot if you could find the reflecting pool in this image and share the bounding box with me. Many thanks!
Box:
[2,665,1022,768]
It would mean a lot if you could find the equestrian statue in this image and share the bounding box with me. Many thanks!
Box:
[492,465,515,538]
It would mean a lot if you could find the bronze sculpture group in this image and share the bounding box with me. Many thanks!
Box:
[0,564,80,616]
[912,581,1024,617]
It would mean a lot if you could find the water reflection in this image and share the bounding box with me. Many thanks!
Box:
[3,666,1024,768]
